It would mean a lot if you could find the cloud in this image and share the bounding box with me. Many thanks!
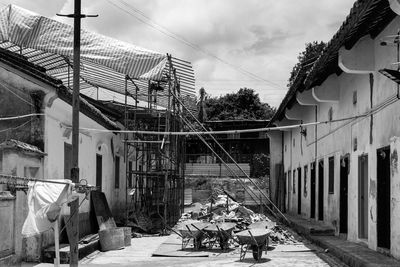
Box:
[2,0,355,107]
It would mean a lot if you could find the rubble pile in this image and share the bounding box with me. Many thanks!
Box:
[180,194,297,245]
[269,225,297,244]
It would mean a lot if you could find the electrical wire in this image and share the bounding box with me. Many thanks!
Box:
[307,94,399,146]
[172,89,288,222]
[0,83,34,107]
[106,0,284,91]
[0,120,31,133]
[0,113,45,121]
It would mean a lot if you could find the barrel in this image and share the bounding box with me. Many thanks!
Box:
[122,227,132,246]
[98,228,125,251]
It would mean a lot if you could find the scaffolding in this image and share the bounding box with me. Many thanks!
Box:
[123,55,190,229]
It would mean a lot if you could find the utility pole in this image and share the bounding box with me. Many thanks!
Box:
[57,1,97,266]
[70,0,81,265]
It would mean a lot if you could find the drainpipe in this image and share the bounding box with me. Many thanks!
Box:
[281,131,285,212]
[315,106,318,164]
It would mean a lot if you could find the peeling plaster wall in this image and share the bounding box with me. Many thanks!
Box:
[390,138,400,258]
[267,131,283,205]
[279,16,400,259]
[45,98,128,220]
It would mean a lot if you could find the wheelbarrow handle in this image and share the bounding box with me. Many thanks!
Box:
[216,225,233,239]
[248,230,259,247]
[191,223,211,239]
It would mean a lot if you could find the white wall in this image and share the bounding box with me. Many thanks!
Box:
[279,15,400,260]
[44,97,130,218]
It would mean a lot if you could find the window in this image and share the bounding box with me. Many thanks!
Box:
[115,156,120,189]
[288,170,291,193]
[96,154,102,190]
[0,150,3,173]
[293,138,295,147]
[64,143,72,180]
[293,170,296,193]
[304,165,308,197]
[353,137,357,151]
[128,161,133,188]
[328,156,334,194]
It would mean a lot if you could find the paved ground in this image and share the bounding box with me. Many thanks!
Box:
[29,232,348,267]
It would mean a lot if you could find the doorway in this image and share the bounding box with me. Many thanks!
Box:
[310,162,316,219]
[339,156,349,234]
[377,147,390,249]
[318,159,324,221]
[297,167,302,215]
[96,154,103,191]
[358,154,368,239]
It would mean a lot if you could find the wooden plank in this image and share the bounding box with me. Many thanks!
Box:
[90,191,116,230]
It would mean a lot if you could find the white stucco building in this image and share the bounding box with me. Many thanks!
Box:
[271,0,400,259]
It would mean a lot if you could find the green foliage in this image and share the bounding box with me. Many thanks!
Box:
[250,153,270,178]
[287,41,326,88]
[203,88,275,121]
[198,87,207,123]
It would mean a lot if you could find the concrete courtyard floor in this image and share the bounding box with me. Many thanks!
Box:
[30,232,348,267]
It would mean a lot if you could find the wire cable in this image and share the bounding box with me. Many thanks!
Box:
[0,113,45,121]
[106,0,284,91]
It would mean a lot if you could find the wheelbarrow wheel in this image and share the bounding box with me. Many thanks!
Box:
[251,245,263,261]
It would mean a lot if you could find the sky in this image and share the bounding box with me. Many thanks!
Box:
[0,0,356,108]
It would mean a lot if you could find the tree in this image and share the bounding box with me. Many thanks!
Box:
[198,87,207,123]
[287,41,326,88]
[203,88,275,121]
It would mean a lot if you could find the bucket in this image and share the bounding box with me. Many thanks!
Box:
[98,227,125,251]
[122,227,132,246]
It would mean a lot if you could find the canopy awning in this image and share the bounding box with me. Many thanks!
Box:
[0,4,196,109]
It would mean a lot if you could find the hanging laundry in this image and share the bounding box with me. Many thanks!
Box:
[22,180,72,237]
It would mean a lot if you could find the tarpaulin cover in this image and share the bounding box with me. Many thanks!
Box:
[21,180,72,237]
[0,4,167,81]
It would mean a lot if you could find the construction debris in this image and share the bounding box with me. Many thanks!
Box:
[179,194,297,245]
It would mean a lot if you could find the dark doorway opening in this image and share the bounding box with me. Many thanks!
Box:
[318,159,324,221]
[377,147,390,249]
[339,156,349,234]
[297,167,302,215]
[96,154,103,191]
[310,162,316,219]
[358,154,368,239]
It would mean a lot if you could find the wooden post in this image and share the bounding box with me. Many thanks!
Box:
[55,3,97,265]
[70,0,81,265]
[54,219,60,267]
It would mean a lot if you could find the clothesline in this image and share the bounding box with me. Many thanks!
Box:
[0,173,73,186]
[0,112,369,135]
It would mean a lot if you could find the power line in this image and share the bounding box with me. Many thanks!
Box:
[106,0,284,91]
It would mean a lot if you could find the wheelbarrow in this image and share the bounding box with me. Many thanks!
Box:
[236,228,272,261]
[203,222,236,250]
[176,221,210,250]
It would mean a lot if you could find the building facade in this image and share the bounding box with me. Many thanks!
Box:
[271,0,400,259]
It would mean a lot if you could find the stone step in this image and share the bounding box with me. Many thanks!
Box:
[287,215,335,236]
[42,238,99,264]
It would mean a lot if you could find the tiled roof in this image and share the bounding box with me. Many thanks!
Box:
[0,139,45,155]
[271,0,397,123]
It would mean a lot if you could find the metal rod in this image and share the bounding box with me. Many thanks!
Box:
[124,76,129,225]
[0,174,73,185]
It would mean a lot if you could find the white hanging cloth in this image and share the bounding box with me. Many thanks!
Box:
[22,180,72,237]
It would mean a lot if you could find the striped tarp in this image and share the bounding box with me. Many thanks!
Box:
[0,4,167,81]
